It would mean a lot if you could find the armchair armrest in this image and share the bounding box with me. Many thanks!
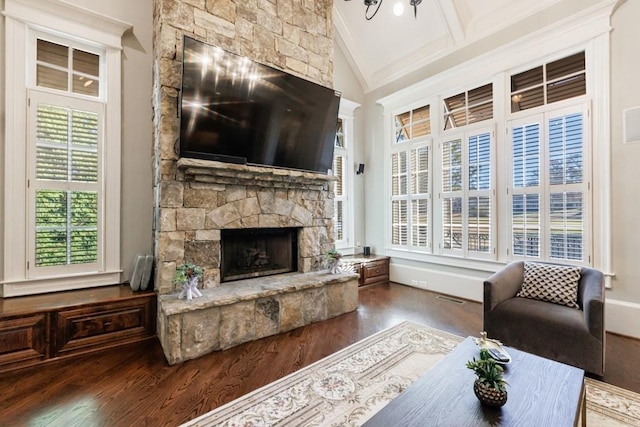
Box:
[579,267,605,340]
[483,261,525,314]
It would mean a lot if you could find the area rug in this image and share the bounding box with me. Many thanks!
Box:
[182,321,640,426]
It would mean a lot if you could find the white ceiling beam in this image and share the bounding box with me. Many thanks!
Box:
[435,0,465,44]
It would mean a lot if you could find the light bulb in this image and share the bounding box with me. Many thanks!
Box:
[393,2,404,16]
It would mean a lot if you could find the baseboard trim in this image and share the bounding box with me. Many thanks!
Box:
[389,263,483,302]
[605,298,640,339]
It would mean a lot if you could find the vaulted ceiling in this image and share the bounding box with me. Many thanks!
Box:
[333,0,565,92]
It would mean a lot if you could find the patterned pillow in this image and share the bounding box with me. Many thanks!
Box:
[517,262,581,309]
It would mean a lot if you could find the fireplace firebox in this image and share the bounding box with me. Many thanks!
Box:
[221,228,299,282]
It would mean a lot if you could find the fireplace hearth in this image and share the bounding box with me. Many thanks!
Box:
[221,228,298,282]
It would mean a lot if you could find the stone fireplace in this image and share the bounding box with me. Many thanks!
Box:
[151,0,354,365]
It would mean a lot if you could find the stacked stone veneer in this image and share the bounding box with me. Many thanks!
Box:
[159,271,358,364]
[152,1,343,362]
[153,0,335,294]
[156,158,338,294]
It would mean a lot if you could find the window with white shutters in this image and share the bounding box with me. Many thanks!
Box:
[333,118,346,243]
[29,91,103,274]
[440,128,495,259]
[3,0,127,296]
[509,105,589,263]
[391,105,431,250]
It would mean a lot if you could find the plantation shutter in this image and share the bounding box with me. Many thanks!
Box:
[30,90,102,272]
[441,139,463,252]
[467,132,492,254]
[391,151,408,245]
[548,112,584,261]
[411,146,429,248]
[511,120,541,258]
[332,153,345,241]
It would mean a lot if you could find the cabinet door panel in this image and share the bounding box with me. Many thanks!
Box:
[0,314,48,370]
[55,298,155,357]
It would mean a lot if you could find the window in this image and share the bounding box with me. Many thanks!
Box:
[511,52,585,113]
[29,90,102,273]
[443,84,493,130]
[3,0,129,296]
[333,118,347,243]
[441,129,494,259]
[380,46,598,269]
[391,105,431,250]
[332,99,359,251]
[509,106,589,262]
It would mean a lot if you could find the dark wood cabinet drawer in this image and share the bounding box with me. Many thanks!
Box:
[0,314,48,371]
[363,261,388,280]
[345,255,390,287]
[55,298,156,357]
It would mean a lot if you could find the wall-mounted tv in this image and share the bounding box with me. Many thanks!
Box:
[179,36,341,174]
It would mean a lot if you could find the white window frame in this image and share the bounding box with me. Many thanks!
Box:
[2,0,131,297]
[377,2,613,285]
[507,103,591,265]
[333,98,359,252]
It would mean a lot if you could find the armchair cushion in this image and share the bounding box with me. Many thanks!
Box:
[516,262,581,309]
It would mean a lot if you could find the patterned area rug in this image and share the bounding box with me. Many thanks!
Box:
[182,321,640,426]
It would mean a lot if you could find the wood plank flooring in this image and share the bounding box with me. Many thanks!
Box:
[0,282,638,426]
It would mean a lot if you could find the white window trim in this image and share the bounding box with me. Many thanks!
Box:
[335,98,360,252]
[2,0,131,297]
[377,0,615,286]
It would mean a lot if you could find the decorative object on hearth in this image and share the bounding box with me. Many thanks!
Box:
[345,0,422,20]
[466,348,508,407]
[326,248,342,274]
[174,262,204,301]
[338,262,356,274]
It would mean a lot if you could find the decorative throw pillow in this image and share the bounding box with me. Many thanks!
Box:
[517,262,581,309]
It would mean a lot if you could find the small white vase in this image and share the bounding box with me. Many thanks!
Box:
[178,276,203,300]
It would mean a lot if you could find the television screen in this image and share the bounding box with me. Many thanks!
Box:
[179,36,341,174]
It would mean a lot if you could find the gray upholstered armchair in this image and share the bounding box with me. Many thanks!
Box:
[484,261,605,375]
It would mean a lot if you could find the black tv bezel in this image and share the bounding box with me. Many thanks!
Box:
[178,36,341,175]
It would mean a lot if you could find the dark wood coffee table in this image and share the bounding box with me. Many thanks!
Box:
[364,336,585,426]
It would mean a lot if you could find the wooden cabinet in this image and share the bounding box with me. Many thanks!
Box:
[0,314,49,372]
[343,255,390,287]
[0,286,156,373]
[55,297,155,357]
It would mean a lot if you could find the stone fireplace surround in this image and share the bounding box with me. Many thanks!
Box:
[152,0,347,364]
[156,159,358,364]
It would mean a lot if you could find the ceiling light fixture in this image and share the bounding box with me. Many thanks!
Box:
[345,0,422,21]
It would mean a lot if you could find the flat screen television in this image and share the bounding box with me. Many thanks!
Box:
[179,36,341,174]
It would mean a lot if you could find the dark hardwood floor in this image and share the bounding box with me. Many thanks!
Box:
[1,282,639,426]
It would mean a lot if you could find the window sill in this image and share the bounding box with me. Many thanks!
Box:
[384,248,506,274]
[1,271,122,298]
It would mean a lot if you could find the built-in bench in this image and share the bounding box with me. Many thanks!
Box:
[157,271,359,364]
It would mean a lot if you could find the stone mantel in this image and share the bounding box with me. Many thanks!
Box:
[177,158,336,189]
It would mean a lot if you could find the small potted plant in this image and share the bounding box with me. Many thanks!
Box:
[174,262,204,301]
[325,248,342,274]
[466,348,508,407]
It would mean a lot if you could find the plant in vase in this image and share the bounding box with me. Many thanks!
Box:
[466,348,508,407]
[325,248,342,274]
[174,262,204,301]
